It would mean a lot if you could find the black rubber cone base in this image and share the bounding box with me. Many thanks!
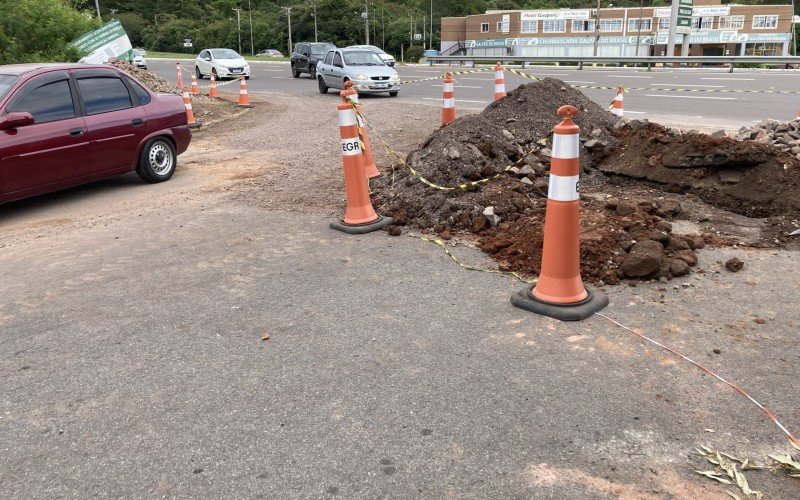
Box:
[511,285,608,321]
[330,216,393,235]
[237,104,254,108]
[188,122,202,129]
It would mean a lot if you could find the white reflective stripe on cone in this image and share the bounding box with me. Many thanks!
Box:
[611,109,623,116]
[341,138,361,156]
[495,84,505,93]
[184,103,191,110]
[350,94,360,104]
[552,133,579,159]
[548,174,580,202]
[616,94,624,102]
[495,71,503,79]
[443,82,453,92]
[443,97,455,107]
[338,108,358,127]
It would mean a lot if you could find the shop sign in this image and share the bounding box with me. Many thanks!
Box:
[520,10,591,21]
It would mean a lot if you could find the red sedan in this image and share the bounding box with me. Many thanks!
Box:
[0,63,191,204]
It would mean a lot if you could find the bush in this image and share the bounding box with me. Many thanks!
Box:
[405,44,424,63]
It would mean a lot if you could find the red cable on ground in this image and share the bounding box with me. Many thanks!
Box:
[594,312,800,448]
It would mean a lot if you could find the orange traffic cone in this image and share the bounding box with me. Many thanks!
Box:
[494,62,506,101]
[175,62,184,89]
[237,76,253,108]
[511,105,607,321]
[209,74,218,98]
[610,86,624,117]
[441,72,456,126]
[190,73,200,95]
[330,94,392,234]
[182,89,201,129]
[341,83,381,179]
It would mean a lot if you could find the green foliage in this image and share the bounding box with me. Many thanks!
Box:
[0,0,100,64]
[106,12,149,47]
[405,44,424,62]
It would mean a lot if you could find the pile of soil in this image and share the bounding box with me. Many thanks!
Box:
[376,78,618,232]
[594,121,800,218]
[107,58,180,94]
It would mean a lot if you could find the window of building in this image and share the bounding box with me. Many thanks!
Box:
[627,18,652,31]
[77,77,133,115]
[572,19,595,33]
[691,17,714,29]
[752,15,778,29]
[496,21,502,32]
[542,20,566,33]
[745,42,782,55]
[718,15,744,29]
[8,79,75,124]
[521,20,537,33]
[599,19,623,32]
[480,22,489,33]
[657,18,670,30]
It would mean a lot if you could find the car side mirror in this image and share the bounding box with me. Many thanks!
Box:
[204,57,211,61]
[0,112,34,130]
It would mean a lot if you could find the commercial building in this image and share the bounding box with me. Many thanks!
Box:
[440,0,794,58]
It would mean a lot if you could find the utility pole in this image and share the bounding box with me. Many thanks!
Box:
[312,2,318,42]
[382,9,385,49]
[365,0,370,45]
[430,0,433,51]
[94,0,101,19]
[634,0,644,56]
[593,0,601,56]
[410,13,413,43]
[666,0,678,57]
[248,0,254,55]
[282,7,293,56]
[233,8,242,54]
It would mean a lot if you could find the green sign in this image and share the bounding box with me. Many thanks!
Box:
[72,19,133,64]
[676,0,694,34]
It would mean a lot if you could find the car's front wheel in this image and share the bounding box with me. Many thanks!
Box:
[389,91,399,97]
[291,63,300,78]
[136,137,177,183]
[195,66,203,79]
[318,76,328,94]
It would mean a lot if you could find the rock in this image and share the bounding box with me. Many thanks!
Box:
[584,138,606,151]
[447,147,461,160]
[666,236,691,251]
[506,118,517,124]
[540,148,552,158]
[629,119,649,130]
[519,165,535,176]
[533,178,548,191]
[754,130,770,143]
[737,128,751,140]
[718,169,743,184]
[501,129,515,141]
[684,234,705,249]
[509,166,521,175]
[457,135,470,142]
[725,257,744,272]
[472,216,490,233]
[655,221,673,233]
[669,258,690,277]
[388,226,402,236]
[616,201,637,216]
[591,128,602,138]
[710,129,726,138]
[621,240,664,278]
[647,230,670,244]
[520,177,534,186]
[791,146,800,155]
[655,199,682,218]
[674,249,698,267]
[482,206,501,227]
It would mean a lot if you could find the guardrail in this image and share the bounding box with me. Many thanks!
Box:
[426,55,800,73]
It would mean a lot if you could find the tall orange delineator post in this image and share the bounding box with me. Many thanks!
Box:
[610,86,624,117]
[441,72,456,126]
[182,89,201,129]
[209,74,218,98]
[237,76,254,108]
[190,73,200,95]
[494,62,506,101]
[342,83,382,179]
[511,105,608,321]
[330,95,392,234]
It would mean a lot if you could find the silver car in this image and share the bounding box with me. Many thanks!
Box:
[316,48,400,96]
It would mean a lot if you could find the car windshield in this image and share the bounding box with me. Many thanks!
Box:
[210,49,241,59]
[343,51,384,66]
[369,46,387,55]
[0,75,18,101]
[310,44,334,55]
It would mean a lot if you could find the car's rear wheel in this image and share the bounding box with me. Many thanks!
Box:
[136,137,177,183]
[318,76,328,94]
[389,91,399,97]
[291,63,300,78]
[195,66,203,79]
[309,65,316,79]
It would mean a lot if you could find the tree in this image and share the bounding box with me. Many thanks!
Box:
[0,0,100,64]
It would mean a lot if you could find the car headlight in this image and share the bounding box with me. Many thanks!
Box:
[356,74,369,81]
[390,72,399,80]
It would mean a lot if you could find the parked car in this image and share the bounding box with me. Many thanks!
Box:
[347,45,395,67]
[257,49,283,57]
[132,49,147,69]
[316,48,400,96]
[0,63,191,204]
[195,48,250,80]
[290,42,336,78]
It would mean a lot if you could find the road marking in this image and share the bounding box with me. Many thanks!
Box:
[565,80,596,84]
[701,77,754,81]
[422,97,489,104]
[607,75,652,78]
[651,83,725,87]
[624,110,646,114]
[432,84,482,88]
[644,94,736,100]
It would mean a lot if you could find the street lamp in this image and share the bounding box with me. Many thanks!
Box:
[311,2,318,42]
[282,7,293,56]
[363,0,370,45]
[94,0,101,19]
[248,0,254,55]
[233,8,242,54]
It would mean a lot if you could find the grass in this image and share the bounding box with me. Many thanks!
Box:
[146,51,289,62]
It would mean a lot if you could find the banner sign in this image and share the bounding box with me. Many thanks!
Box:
[655,30,790,44]
[72,19,133,64]
[520,10,591,21]
[466,31,790,48]
[654,6,729,18]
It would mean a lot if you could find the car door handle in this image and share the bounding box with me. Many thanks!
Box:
[69,128,84,137]
[131,118,143,127]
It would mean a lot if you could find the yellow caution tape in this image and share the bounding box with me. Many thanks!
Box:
[409,233,537,284]
[399,66,494,85]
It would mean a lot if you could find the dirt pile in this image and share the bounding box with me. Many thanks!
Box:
[478,197,703,285]
[107,59,180,94]
[376,78,618,232]
[735,118,800,160]
[594,121,800,217]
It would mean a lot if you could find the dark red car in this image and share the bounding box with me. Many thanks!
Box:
[0,63,191,204]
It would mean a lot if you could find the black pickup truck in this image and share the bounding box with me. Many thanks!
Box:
[290,42,336,79]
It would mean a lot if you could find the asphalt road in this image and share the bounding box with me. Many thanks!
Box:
[152,58,800,129]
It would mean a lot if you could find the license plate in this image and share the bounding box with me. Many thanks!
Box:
[375,84,387,88]
[232,69,242,73]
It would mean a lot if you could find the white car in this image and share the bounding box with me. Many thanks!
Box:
[347,45,395,67]
[195,48,251,80]
[132,50,147,69]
